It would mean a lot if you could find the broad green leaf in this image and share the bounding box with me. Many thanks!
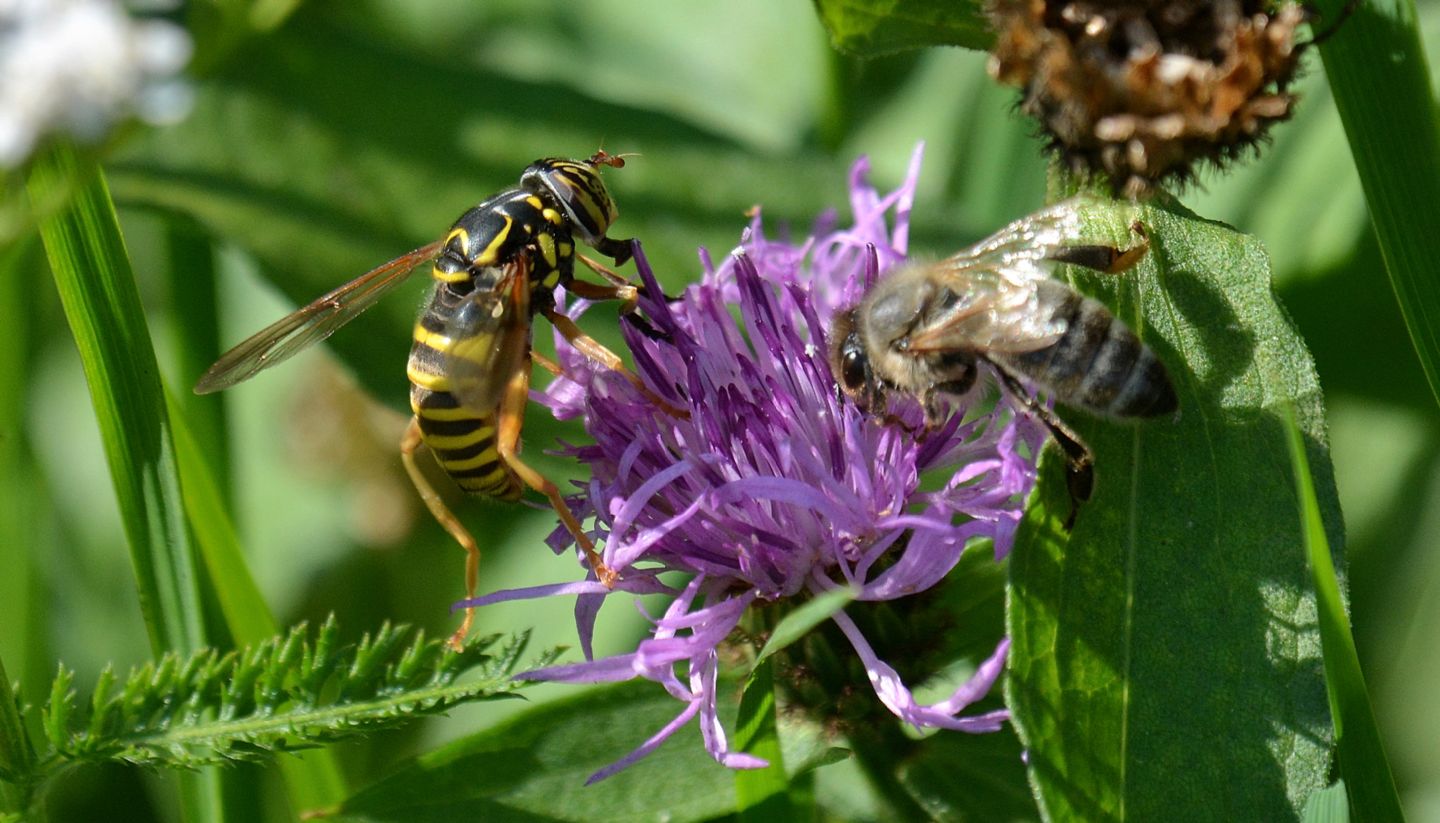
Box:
[336,681,744,822]
[1317,0,1440,411]
[894,729,1035,822]
[1284,410,1404,822]
[812,0,992,55]
[1007,199,1340,820]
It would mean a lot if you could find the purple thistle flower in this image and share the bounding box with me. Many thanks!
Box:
[465,145,1044,783]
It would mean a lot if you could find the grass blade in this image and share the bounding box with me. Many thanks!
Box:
[27,145,207,655]
[0,237,45,693]
[1283,408,1405,822]
[1317,0,1440,410]
[27,142,222,822]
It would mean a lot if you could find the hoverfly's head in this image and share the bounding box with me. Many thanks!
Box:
[521,154,623,246]
[828,307,884,413]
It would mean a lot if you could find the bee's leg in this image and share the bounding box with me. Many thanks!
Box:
[993,368,1094,531]
[1048,221,1150,275]
[400,417,482,650]
[495,354,618,588]
[543,308,690,419]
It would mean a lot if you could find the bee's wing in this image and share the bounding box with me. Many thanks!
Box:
[955,200,1083,273]
[195,240,445,394]
[906,204,1084,355]
[440,258,533,414]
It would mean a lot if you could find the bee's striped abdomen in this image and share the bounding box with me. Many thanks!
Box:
[407,291,521,501]
[1006,281,1177,419]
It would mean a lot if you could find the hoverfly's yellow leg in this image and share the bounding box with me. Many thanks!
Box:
[568,277,639,314]
[576,253,639,292]
[400,417,482,650]
[532,350,564,377]
[495,356,619,588]
[1048,221,1151,275]
[543,308,689,419]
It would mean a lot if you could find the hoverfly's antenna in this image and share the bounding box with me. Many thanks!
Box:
[588,147,640,169]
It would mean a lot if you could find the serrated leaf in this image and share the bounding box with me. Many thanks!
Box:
[1006,199,1339,820]
[812,0,992,56]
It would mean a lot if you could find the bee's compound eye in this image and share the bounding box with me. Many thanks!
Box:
[840,348,869,391]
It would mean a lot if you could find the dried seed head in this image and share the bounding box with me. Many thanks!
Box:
[988,0,1312,195]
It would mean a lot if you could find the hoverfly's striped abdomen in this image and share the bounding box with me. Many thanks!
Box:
[408,282,522,500]
[1003,281,1177,418]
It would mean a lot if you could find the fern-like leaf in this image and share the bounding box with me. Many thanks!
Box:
[31,617,553,773]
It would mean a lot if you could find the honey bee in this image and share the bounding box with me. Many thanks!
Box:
[828,200,1177,528]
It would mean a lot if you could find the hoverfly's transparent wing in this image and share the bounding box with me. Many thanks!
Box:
[440,259,533,414]
[195,240,445,394]
[908,202,1085,355]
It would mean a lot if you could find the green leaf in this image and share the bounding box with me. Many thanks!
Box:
[0,656,37,812]
[752,586,857,672]
[894,729,1036,822]
[336,680,746,823]
[1302,781,1351,823]
[35,623,525,772]
[26,145,235,822]
[27,144,208,656]
[1317,0,1440,411]
[735,658,792,820]
[812,0,992,56]
[0,237,45,695]
[1284,409,1404,822]
[1007,199,1339,819]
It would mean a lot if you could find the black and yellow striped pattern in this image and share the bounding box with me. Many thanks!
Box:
[407,155,628,503]
[408,287,521,500]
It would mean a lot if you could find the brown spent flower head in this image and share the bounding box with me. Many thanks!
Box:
[988,0,1310,195]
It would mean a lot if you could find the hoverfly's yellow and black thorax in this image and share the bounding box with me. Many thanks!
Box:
[430,188,574,308]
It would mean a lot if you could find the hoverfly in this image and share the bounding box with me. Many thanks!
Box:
[197,152,658,647]
[828,200,1177,528]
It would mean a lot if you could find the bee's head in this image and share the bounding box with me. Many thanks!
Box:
[828,307,884,413]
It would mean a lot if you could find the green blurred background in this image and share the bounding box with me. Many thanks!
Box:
[3,0,1438,819]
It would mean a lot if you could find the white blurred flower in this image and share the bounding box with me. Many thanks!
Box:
[0,0,192,167]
